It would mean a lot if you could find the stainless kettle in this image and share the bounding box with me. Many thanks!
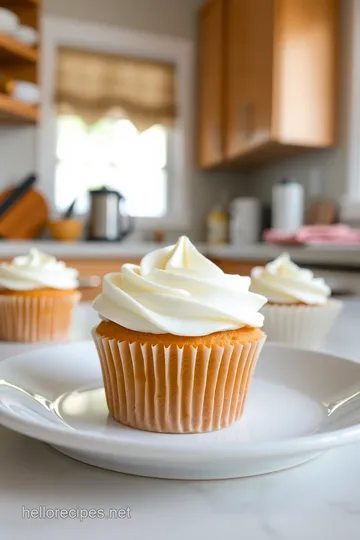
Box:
[88,187,133,241]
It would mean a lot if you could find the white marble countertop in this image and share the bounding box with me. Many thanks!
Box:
[1,240,360,267]
[1,300,360,539]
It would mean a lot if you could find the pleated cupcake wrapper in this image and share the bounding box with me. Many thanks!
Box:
[0,292,81,342]
[262,299,343,349]
[93,330,266,434]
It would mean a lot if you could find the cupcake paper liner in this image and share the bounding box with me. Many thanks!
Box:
[93,330,266,434]
[262,299,343,349]
[0,292,81,342]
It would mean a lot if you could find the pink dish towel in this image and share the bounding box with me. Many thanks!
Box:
[264,225,360,245]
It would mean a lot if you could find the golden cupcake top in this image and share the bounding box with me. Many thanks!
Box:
[93,236,267,336]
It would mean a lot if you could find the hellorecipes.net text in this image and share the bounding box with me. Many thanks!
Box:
[22,505,132,522]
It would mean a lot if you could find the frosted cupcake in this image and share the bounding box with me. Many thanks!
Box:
[93,236,267,434]
[0,249,80,342]
[250,253,342,349]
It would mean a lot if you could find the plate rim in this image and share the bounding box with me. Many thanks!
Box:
[1,340,360,459]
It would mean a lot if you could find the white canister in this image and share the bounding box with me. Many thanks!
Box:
[271,178,304,233]
[229,197,260,245]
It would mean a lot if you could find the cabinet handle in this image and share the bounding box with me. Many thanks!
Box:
[239,103,253,140]
[212,122,221,157]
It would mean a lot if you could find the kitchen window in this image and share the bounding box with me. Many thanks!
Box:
[39,16,193,228]
[55,115,169,218]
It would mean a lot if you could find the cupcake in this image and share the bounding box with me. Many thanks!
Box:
[93,236,267,434]
[250,253,342,349]
[0,249,80,342]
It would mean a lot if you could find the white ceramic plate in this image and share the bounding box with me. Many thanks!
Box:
[0,341,360,480]
[11,81,40,104]
[13,24,38,46]
[0,8,19,35]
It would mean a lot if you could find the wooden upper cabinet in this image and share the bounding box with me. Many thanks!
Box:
[197,0,338,169]
[272,0,337,147]
[197,0,224,168]
[226,0,274,159]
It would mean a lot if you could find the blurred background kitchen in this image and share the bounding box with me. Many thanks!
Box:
[0,0,359,300]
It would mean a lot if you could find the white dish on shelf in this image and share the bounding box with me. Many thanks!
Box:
[0,341,360,480]
[11,81,40,104]
[0,8,19,35]
[13,24,38,46]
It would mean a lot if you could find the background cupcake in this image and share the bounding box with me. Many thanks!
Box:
[0,249,80,342]
[250,253,342,349]
[93,236,267,434]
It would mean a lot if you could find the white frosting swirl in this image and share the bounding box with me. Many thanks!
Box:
[93,236,267,336]
[0,249,79,291]
[250,253,331,305]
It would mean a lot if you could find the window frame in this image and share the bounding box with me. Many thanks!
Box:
[39,15,194,229]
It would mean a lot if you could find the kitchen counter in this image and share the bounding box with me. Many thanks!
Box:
[1,300,360,539]
[0,240,360,267]
[207,243,360,268]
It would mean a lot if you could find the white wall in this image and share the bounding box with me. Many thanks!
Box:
[248,148,345,206]
[0,0,246,240]
[0,126,37,185]
[44,0,203,39]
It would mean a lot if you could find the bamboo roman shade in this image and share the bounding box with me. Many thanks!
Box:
[56,47,177,131]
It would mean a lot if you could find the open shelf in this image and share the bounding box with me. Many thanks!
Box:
[0,33,38,63]
[0,0,39,6]
[0,0,39,124]
[0,93,38,123]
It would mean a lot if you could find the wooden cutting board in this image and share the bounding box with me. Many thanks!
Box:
[305,199,337,225]
[0,187,49,239]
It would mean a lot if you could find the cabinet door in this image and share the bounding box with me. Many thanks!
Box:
[197,0,224,168]
[272,0,338,146]
[225,0,274,159]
